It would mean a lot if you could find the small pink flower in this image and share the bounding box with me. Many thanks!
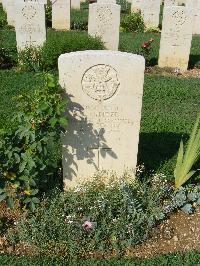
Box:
[82,220,93,231]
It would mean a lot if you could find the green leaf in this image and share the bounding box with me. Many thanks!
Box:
[0,194,7,202]
[174,139,184,179]
[30,189,39,196]
[19,161,26,173]
[29,201,36,212]
[59,117,68,126]
[174,113,200,189]
[49,117,58,127]
[23,198,31,204]
[32,197,40,204]
[38,102,49,111]
[7,197,14,209]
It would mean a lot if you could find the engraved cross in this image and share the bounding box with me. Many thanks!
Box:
[87,131,112,169]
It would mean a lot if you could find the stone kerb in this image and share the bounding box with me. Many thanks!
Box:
[58,50,145,189]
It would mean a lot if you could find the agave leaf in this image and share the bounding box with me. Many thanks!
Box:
[174,114,200,189]
[184,114,200,163]
[174,139,184,179]
[175,170,196,189]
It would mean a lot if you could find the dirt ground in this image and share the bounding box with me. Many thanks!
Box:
[126,206,200,258]
[146,66,200,78]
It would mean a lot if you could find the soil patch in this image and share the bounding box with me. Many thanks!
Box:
[126,206,200,258]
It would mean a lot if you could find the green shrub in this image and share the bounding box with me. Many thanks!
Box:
[18,31,104,72]
[0,74,67,211]
[40,31,104,71]
[18,47,42,72]
[0,5,7,28]
[9,173,168,259]
[121,12,145,33]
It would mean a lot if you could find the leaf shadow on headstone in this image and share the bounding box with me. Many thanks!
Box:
[138,132,189,174]
[188,54,200,69]
[62,96,118,181]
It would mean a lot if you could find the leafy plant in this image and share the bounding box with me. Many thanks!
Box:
[17,31,104,72]
[18,46,42,72]
[0,74,67,211]
[121,12,145,33]
[174,114,200,189]
[0,5,7,28]
[8,172,166,258]
[140,38,155,67]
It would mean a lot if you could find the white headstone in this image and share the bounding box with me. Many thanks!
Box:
[141,0,161,28]
[15,2,46,51]
[6,0,17,26]
[71,0,80,9]
[58,50,145,189]
[52,0,70,30]
[158,6,192,71]
[88,2,121,50]
[1,0,7,11]
[131,0,143,13]
[186,0,200,34]
[98,0,116,3]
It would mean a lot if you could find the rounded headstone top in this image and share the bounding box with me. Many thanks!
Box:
[97,0,116,4]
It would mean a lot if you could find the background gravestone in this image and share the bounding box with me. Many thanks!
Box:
[88,0,121,50]
[52,0,70,30]
[6,0,16,26]
[131,0,143,13]
[58,50,145,189]
[186,0,200,35]
[158,6,192,71]
[15,2,46,51]
[71,0,80,9]
[141,0,161,28]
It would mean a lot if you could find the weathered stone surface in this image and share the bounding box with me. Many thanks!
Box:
[24,0,47,4]
[141,0,161,28]
[1,0,7,11]
[15,2,46,51]
[131,0,143,13]
[6,0,15,26]
[158,6,192,71]
[58,50,145,189]
[71,0,80,9]
[52,0,70,30]
[186,0,200,34]
[88,2,120,50]
[98,0,116,3]
[164,0,179,6]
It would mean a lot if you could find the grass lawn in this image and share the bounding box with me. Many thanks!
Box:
[0,251,199,265]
